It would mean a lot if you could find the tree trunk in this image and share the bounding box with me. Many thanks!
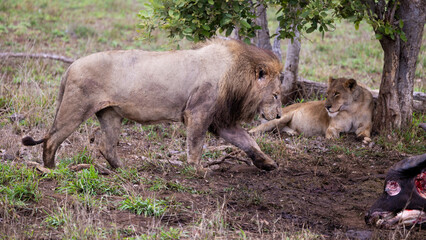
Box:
[373,0,425,132]
[281,29,301,104]
[254,3,272,51]
[272,26,283,61]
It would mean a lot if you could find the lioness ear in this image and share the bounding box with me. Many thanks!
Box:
[344,78,357,90]
[328,77,335,86]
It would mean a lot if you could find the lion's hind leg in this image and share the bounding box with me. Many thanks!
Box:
[43,103,93,168]
[95,107,123,168]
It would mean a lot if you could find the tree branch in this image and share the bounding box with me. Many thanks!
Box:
[385,0,398,23]
[361,0,378,19]
[0,52,74,64]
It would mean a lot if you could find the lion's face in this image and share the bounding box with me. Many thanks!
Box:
[325,77,357,117]
[258,70,282,121]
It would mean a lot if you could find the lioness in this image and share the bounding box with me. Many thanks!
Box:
[22,39,283,172]
[250,77,373,142]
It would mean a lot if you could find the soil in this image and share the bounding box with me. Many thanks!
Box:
[3,122,426,239]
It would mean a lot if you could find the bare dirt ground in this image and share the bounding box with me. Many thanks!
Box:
[4,119,425,239]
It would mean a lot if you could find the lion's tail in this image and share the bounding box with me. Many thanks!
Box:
[22,136,45,146]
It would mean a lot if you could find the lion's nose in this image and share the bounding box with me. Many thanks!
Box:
[276,113,281,119]
[325,104,331,110]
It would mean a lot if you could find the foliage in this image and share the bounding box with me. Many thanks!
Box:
[138,0,258,43]
[58,165,123,196]
[134,227,184,240]
[119,195,168,217]
[138,0,407,42]
[0,164,41,205]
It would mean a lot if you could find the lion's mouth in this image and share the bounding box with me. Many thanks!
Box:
[366,210,426,229]
[260,113,277,121]
[326,108,339,117]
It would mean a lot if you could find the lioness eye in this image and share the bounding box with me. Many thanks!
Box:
[334,92,339,97]
[273,94,278,100]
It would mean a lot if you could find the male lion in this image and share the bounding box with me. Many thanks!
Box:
[22,39,283,172]
[250,77,373,143]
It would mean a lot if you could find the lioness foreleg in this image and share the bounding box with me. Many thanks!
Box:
[249,118,282,134]
[96,107,123,168]
[325,126,341,139]
[355,123,372,143]
[218,126,277,171]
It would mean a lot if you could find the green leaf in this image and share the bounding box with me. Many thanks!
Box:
[208,0,214,5]
[400,32,407,42]
[225,27,233,36]
[202,25,210,31]
[306,26,316,33]
[399,20,404,29]
[375,33,383,40]
[243,37,251,44]
[384,26,391,35]
[240,19,251,29]
[300,10,310,18]
[353,21,359,30]
[183,27,193,34]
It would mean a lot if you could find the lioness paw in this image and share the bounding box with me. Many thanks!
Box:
[362,137,372,145]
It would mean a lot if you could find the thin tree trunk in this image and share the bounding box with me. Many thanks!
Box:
[272,26,283,61]
[373,0,425,132]
[254,3,272,51]
[281,29,301,104]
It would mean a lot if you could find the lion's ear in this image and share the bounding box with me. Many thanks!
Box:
[328,77,335,86]
[344,78,357,90]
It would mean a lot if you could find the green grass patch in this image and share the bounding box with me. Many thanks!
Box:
[119,195,167,217]
[130,227,185,240]
[0,163,41,206]
[58,165,123,196]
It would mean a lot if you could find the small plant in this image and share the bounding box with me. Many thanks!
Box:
[44,208,68,228]
[59,165,122,196]
[119,195,167,217]
[8,180,40,203]
[116,167,140,184]
[0,163,41,205]
[134,227,185,240]
[72,147,94,165]
[179,164,198,179]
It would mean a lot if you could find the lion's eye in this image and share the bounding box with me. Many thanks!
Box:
[273,94,278,100]
[334,92,339,97]
[258,69,265,81]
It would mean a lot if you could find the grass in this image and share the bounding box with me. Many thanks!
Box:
[58,165,123,196]
[0,164,41,206]
[119,195,168,217]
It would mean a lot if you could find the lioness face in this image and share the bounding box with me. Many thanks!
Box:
[258,70,282,121]
[325,77,357,117]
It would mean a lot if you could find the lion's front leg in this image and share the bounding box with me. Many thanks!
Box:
[218,126,277,171]
[355,122,372,144]
[325,126,341,139]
